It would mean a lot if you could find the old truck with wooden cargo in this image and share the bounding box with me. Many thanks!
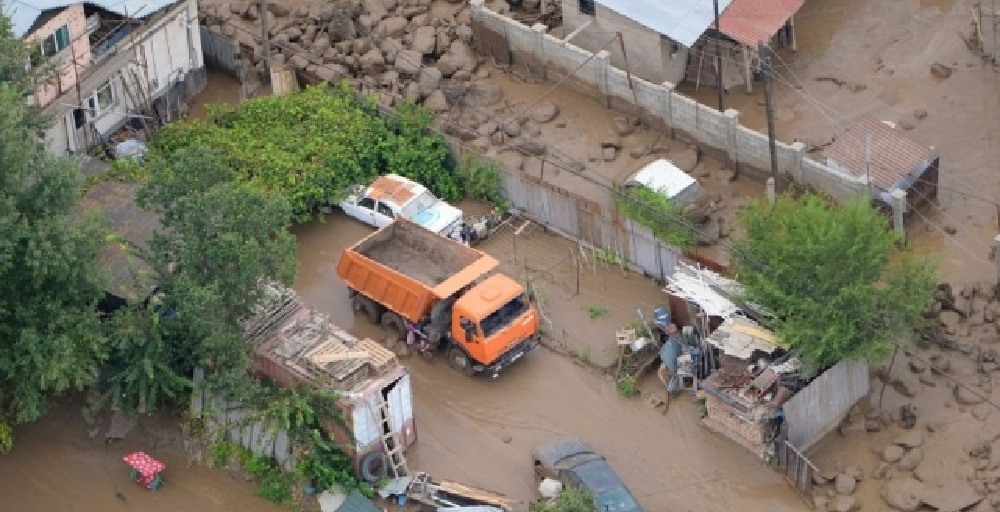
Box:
[242,285,415,482]
[336,218,541,377]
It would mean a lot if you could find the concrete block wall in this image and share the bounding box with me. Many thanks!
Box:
[469,0,865,203]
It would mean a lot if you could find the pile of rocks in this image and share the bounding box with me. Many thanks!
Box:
[928,281,1000,344]
[812,465,864,512]
[200,0,494,114]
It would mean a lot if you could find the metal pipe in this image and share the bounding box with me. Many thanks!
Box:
[713,0,724,111]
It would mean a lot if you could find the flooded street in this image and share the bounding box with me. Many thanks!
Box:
[291,212,806,512]
[0,397,284,512]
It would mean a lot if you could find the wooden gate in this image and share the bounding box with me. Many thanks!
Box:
[471,20,511,66]
[781,440,818,498]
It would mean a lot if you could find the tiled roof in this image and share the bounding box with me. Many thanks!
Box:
[718,0,806,47]
[824,118,936,190]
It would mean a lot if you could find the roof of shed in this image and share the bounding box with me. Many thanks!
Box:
[718,0,806,47]
[77,172,160,300]
[824,118,936,190]
[6,0,180,37]
[598,0,735,48]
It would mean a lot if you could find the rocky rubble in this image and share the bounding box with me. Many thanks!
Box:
[199,0,487,113]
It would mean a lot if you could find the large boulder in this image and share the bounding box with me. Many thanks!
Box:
[394,49,423,76]
[375,16,408,38]
[422,90,449,113]
[411,25,437,55]
[417,66,442,96]
[881,478,924,511]
[462,82,502,108]
[436,40,476,76]
[362,0,387,19]
[530,101,560,123]
[380,38,404,63]
[327,11,358,42]
[266,3,290,17]
[359,48,386,74]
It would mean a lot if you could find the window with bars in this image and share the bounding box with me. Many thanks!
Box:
[40,25,71,57]
[579,0,596,15]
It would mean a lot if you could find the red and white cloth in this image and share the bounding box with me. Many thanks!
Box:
[123,452,165,486]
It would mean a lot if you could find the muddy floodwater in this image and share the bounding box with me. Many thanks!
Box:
[291,212,806,512]
[0,397,285,512]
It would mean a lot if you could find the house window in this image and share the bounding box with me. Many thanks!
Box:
[579,0,596,15]
[40,25,71,57]
[86,80,116,119]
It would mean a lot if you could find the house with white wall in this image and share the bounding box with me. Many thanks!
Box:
[7,0,207,156]
[560,0,804,92]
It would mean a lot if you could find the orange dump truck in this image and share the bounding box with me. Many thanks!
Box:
[336,218,540,377]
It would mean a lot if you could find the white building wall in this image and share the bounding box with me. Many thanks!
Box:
[560,0,669,83]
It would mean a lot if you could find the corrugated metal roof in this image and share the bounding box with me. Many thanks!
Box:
[6,0,181,37]
[718,0,805,47]
[824,117,936,191]
[598,0,736,48]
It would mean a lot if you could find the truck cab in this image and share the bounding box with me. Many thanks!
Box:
[448,274,541,377]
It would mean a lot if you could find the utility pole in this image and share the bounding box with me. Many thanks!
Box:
[865,133,873,200]
[759,41,778,184]
[713,0,724,111]
[259,0,270,81]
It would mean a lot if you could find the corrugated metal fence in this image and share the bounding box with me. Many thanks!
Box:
[453,144,681,282]
[191,372,295,470]
[199,27,239,74]
[783,359,870,450]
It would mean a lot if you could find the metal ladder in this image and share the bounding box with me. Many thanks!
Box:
[369,394,409,477]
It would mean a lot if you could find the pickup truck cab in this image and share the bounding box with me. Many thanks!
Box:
[622,159,712,224]
[341,174,464,237]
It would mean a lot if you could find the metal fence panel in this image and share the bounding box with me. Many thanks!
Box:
[783,360,870,450]
[199,27,238,73]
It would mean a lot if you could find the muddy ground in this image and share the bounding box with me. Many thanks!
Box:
[678,0,1000,510]
[0,396,285,511]
[291,210,805,512]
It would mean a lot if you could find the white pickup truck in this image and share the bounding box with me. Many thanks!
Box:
[340,174,465,237]
[622,159,712,224]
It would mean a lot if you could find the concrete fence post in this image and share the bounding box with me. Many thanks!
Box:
[891,189,907,244]
[766,178,776,205]
[790,141,805,185]
[660,81,675,137]
[470,0,485,21]
[531,23,547,80]
[723,108,739,169]
[595,50,611,108]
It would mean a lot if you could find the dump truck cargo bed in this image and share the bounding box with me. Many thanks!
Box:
[338,219,500,321]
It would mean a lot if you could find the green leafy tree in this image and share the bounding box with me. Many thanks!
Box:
[533,487,600,512]
[99,149,297,414]
[731,193,936,372]
[0,83,108,437]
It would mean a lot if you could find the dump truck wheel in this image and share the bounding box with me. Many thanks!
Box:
[352,296,382,324]
[381,311,406,340]
[447,347,476,376]
[359,451,389,483]
[424,324,444,346]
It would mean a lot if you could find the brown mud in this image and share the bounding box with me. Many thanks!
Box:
[291,211,807,512]
[0,396,284,512]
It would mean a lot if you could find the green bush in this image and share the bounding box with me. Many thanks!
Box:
[150,82,461,221]
[615,185,695,248]
[211,441,236,468]
[533,487,600,512]
[458,155,507,210]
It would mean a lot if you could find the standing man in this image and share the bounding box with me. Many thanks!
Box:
[657,323,683,412]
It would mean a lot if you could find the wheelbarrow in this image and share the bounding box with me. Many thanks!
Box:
[123,451,165,491]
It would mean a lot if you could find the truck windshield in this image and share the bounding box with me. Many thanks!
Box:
[401,191,438,218]
[480,293,529,338]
